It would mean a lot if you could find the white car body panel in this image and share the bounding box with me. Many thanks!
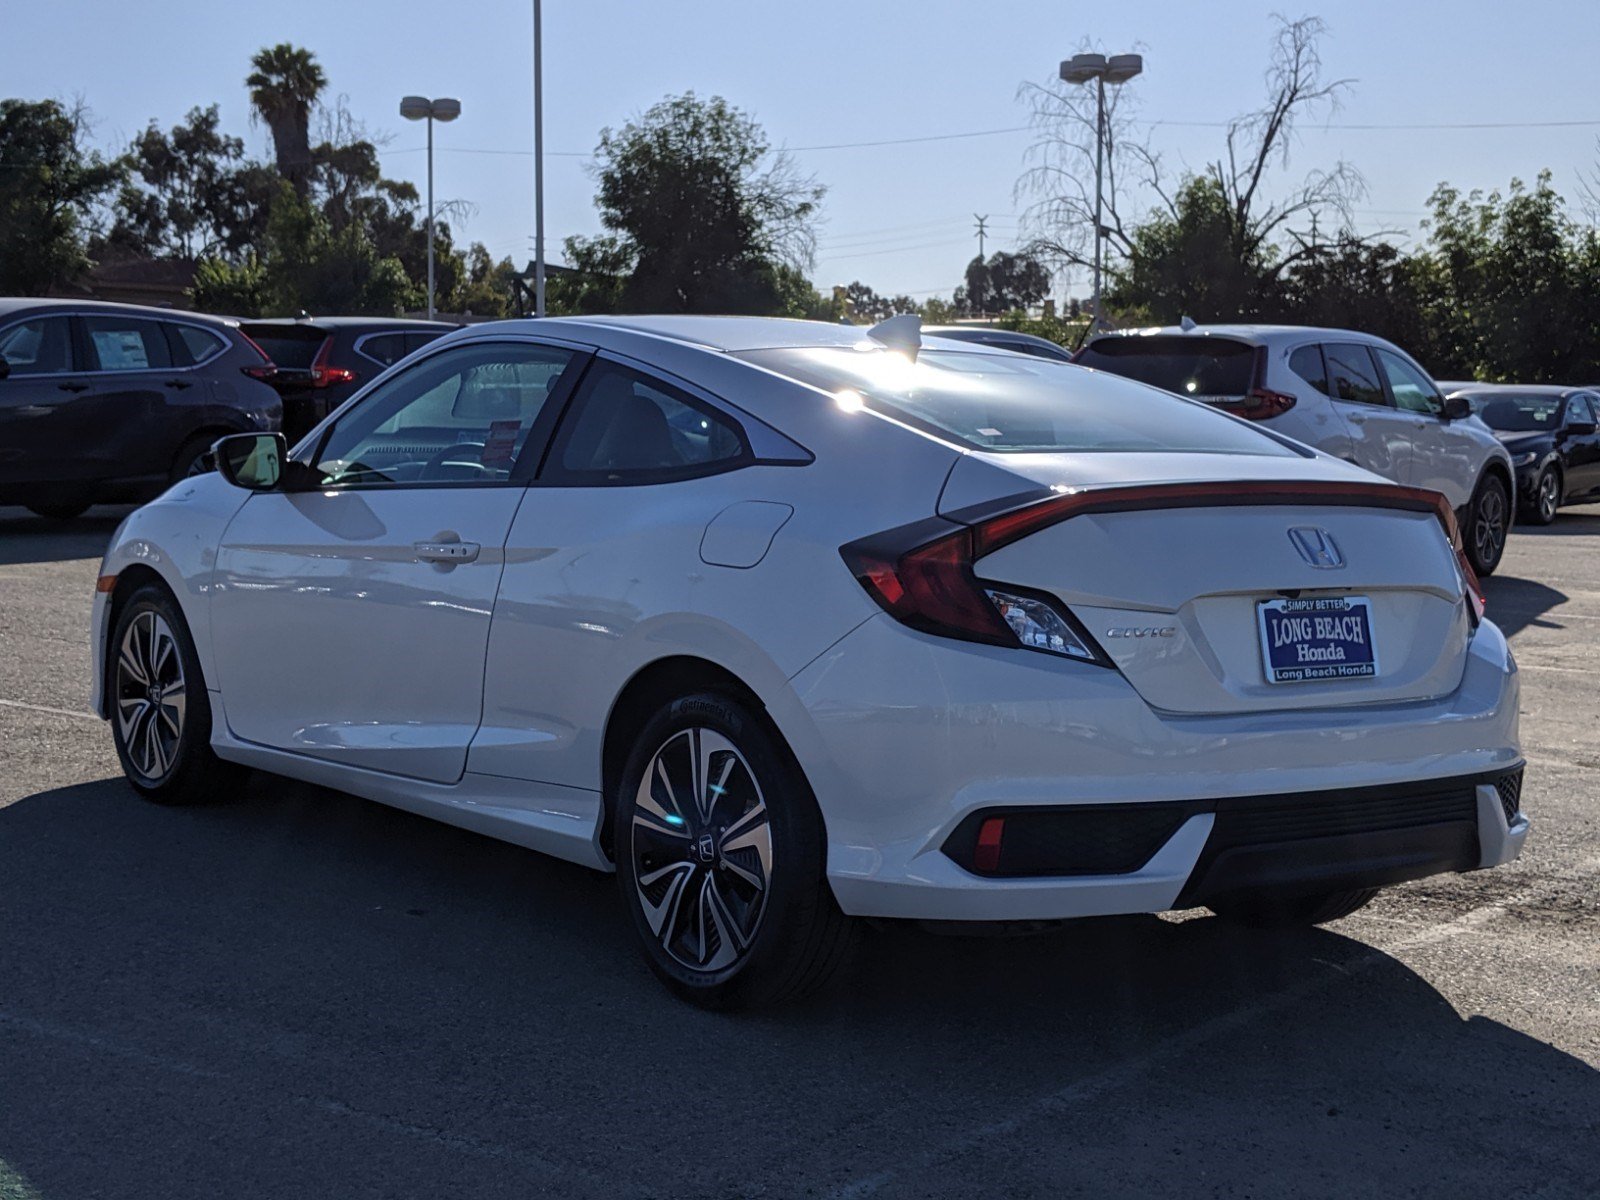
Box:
[89,316,1527,923]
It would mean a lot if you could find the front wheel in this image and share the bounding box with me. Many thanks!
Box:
[1525,466,1561,526]
[170,433,218,483]
[1209,887,1377,928]
[615,693,856,1009]
[110,584,245,804]
[1464,474,1510,576]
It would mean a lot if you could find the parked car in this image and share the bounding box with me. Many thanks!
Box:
[1074,325,1517,575]
[0,299,280,519]
[922,324,1075,362]
[238,316,457,442]
[1449,384,1600,524]
[91,315,1526,1008]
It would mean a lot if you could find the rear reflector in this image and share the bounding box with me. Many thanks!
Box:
[973,817,1006,872]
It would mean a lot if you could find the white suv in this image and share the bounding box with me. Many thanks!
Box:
[1076,325,1516,574]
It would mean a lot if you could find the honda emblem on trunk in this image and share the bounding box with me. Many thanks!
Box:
[1288,527,1345,568]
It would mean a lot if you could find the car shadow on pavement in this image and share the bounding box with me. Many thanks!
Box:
[0,775,1595,1199]
[0,506,135,567]
[1482,572,1569,638]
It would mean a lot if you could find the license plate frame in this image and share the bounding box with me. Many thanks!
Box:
[1256,595,1378,684]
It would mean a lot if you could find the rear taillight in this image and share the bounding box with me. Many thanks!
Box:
[310,338,357,388]
[840,520,1104,662]
[237,332,277,381]
[1228,347,1295,420]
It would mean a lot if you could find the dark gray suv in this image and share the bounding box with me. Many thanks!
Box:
[0,299,282,519]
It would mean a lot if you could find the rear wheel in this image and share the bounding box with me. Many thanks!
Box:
[1464,474,1510,576]
[615,692,856,1009]
[1209,887,1377,928]
[1526,466,1561,526]
[110,584,244,805]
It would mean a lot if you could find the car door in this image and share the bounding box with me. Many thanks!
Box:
[1324,342,1411,485]
[210,338,587,784]
[0,313,92,489]
[77,311,189,489]
[1374,347,1471,506]
[1560,393,1600,498]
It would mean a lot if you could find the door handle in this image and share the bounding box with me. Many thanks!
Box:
[164,378,194,390]
[1346,414,1367,425]
[56,382,89,393]
[414,540,480,564]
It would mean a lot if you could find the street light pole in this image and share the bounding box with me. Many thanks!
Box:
[533,0,545,317]
[400,95,462,321]
[1058,52,1143,334]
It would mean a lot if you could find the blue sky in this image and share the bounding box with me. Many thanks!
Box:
[6,0,1599,301]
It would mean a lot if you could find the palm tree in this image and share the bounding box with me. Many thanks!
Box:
[246,43,326,198]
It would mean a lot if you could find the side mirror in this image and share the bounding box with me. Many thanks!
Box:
[213,432,286,491]
[1441,393,1471,421]
[1567,420,1599,436]
[0,353,10,381]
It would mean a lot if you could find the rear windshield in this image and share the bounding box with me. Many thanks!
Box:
[739,346,1299,457]
[240,325,326,369]
[1466,393,1564,432]
[1075,336,1256,398]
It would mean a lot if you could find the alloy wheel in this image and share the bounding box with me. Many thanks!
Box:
[1538,470,1560,522]
[630,727,773,973]
[1475,484,1507,565]
[115,611,187,781]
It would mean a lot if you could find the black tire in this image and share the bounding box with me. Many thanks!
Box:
[1463,473,1510,576]
[1525,465,1561,526]
[169,433,219,483]
[26,502,90,521]
[615,692,856,1010]
[109,583,246,805]
[1209,887,1378,929]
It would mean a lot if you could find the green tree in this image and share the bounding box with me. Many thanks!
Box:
[189,252,267,316]
[0,98,122,293]
[570,92,825,313]
[246,43,326,198]
[956,250,1050,315]
[105,104,275,259]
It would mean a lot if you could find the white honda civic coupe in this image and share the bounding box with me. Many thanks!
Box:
[89,315,1529,1008]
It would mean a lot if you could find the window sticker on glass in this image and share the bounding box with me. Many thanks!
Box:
[482,418,521,466]
[92,329,150,370]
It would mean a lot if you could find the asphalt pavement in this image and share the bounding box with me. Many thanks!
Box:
[0,503,1596,1199]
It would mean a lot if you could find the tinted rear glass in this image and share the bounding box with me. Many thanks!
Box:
[240,325,326,369]
[1076,336,1256,398]
[740,346,1299,457]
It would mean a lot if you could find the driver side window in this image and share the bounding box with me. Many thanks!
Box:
[1376,349,1443,417]
[313,341,576,487]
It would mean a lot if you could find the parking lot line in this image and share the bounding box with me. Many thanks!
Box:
[0,697,99,722]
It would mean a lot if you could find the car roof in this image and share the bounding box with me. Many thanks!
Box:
[0,297,238,326]
[522,315,888,353]
[1449,383,1584,397]
[239,316,459,331]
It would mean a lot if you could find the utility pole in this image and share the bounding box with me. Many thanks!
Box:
[973,214,989,261]
[533,0,546,317]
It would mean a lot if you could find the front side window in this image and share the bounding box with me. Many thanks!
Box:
[0,316,74,374]
[1376,349,1442,416]
[1566,395,1598,426]
[82,315,172,371]
[313,341,575,487]
[741,345,1301,458]
[548,361,747,482]
[1324,343,1387,408]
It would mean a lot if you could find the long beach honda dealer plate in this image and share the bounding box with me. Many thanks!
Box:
[1257,595,1378,683]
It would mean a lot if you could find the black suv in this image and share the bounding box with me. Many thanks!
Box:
[239,317,457,441]
[0,299,281,519]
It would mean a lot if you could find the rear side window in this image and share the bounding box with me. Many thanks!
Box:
[1074,336,1256,398]
[740,346,1301,458]
[170,323,226,365]
[357,333,409,367]
[240,325,326,369]
[1288,345,1329,395]
[82,315,172,371]
[549,361,747,483]
[0,316,74,373]
[407,331,448,355]
[1324,343,1387,407]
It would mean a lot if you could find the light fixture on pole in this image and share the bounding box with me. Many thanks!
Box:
[1058,51,1142,334]
[399,94,462,321]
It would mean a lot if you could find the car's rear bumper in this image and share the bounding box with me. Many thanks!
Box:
[788,614,1524,921]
